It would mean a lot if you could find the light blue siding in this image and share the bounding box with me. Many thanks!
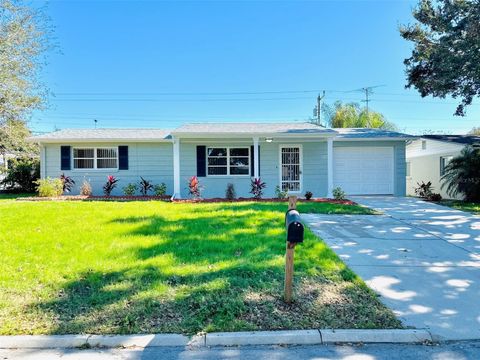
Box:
[179,140,328,198]
[333,141,406,196]
[42,138,406,198]
[43,142,174,196]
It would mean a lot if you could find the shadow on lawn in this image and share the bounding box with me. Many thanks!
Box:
[29,204,400,334]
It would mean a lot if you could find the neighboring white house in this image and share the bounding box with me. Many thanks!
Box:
[30,123,414,198]
[406,135,480,199]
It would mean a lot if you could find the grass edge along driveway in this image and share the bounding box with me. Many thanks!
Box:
[0,200,400,335]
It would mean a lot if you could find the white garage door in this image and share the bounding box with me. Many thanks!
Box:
[333,146,394,195]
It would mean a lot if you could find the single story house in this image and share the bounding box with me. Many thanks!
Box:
[31,123,413,198]
[406,135,480,199]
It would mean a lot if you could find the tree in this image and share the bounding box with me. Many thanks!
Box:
[0,119,38,170]
[468,127,480,135]
[400,0,480,116]
[441,146,480,201]
[0,0,52,124]
[322,101,398,130]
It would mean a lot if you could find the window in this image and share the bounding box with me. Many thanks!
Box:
[207,147,249,176]
[421,140,427,150]
[406,161,411,177]
[73,147,118,170]
[440,156,453,176]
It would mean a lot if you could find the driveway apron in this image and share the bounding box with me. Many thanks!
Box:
[302,196,480,340]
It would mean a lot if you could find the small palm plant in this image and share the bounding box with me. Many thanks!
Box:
[188,176,202,199]
[103,175,119,196]
[441,146,480,202]
[250,178,266,199]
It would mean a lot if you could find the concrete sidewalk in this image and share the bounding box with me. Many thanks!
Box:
[302,196,480,341]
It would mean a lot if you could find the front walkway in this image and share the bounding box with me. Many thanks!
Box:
[302,196,480,340]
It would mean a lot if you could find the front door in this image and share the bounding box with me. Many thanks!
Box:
[279,145,302,193]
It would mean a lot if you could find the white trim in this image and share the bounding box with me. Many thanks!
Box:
[333,137,414,142]
[40,144,46,179]
[72,147,118,171]
[34,138,171,144]
[206,146,250,177]
[327,138,333,198]
[253,137,259,179]
[173,138,181,198]
[278,144,303,194]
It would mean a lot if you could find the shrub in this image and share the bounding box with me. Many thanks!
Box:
[332,186,346,201]
[154,183,167,196]
[429,193,442,202]
[225,183,236,200]
[250,178,266,199]
[139,177,153,196]
[103,175,119,196]
[188,176,202,199]
[123,183,138,196]
[441,146,480,202]
[35,178,63,197]
[274,185,288,199]
[59,173,75,193]
[305,191,313,200]
[0,157,40,192]
[414,181,433,199]
[80,180,92,196]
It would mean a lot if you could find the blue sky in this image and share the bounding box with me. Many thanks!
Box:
[32,0,479,134]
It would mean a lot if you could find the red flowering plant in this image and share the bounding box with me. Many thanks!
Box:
[250,177,266,199]
[188,176,202,199]
[103,175,119,196]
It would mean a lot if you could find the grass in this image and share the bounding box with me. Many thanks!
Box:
[439,200,480,214]
[0,200,400,335]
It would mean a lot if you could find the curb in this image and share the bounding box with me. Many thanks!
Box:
[0,329,433,349]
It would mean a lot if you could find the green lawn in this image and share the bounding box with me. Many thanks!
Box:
[0,200,399,335]
[440,200,480,214]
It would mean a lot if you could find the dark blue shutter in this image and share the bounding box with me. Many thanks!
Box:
[196,146,206,177]
[118,146,129,170]
[60,146,71,170]
[250,145,260,177]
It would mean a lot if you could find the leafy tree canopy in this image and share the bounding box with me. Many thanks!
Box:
[441,146,480,201]
[0,0,52,124]
[400,0,480,116]
[0,119,38,157]
[322,101,398,130]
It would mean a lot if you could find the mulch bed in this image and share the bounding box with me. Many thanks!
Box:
[16,195,356,205]
[16,195,171,202]
[172,197,357,205]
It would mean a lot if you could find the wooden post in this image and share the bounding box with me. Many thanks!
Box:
[284,242,296,303]
[285,195,297,303]
[288,195,297,210]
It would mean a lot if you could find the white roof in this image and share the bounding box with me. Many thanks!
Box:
[31,128,172,142]
[171,122,336,136]
[30,124,414,142]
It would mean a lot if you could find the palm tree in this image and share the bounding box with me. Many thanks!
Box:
[441,146,480,201]
[323,101,398,130]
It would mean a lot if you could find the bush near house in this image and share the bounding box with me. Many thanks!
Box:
[332,187,346,201]
[35,178,63,197]
[0,157,39,192]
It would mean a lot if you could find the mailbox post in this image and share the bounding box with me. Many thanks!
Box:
[284,196,304,303]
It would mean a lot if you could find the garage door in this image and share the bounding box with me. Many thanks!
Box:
[333,146,394,195]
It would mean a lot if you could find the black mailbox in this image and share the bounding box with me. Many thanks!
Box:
[285,209,304,243]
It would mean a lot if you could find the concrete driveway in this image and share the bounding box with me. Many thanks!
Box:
[302,196,480,341]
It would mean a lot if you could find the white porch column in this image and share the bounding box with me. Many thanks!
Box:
[40,144,46,179]
[327,137,333,198]
[253,137,259,179]
[173,137,181,198]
